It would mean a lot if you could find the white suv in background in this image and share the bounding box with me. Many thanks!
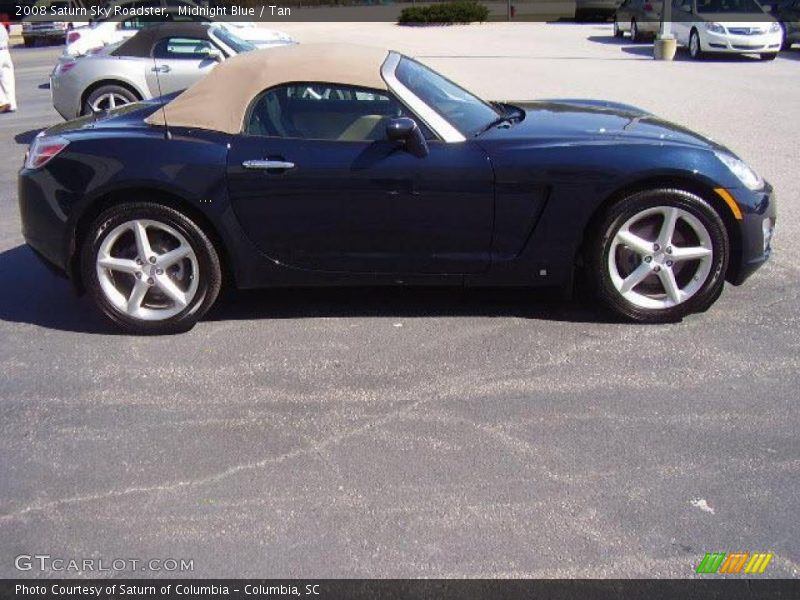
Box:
[671,0,783,60]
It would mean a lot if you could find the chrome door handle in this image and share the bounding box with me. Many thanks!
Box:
[242,160,295,171]
[151,65,171,73]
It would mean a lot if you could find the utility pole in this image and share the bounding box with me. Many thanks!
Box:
[660,0,672,37]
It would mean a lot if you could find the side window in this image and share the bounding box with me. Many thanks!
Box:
[245,83,425,142]
[153,37,217,60]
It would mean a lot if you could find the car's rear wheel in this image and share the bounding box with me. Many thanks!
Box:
[689,29,704,59]
[83,84,139,115]
[588,189,728,323]
[81,203,222,334]
[630,19,640,42]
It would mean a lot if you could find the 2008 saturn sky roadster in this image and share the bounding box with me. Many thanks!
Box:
[19,44,776,333]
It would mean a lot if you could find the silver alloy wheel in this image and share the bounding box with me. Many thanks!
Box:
[96,219,200,321]
[607,206,713,310]
[90,92,131,112]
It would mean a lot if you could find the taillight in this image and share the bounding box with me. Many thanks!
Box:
[644,3,654,10]
[67,30,81,44]
[56,60,77,75]
[25,135,70,170]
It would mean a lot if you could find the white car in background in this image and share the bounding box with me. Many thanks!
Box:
[671,0,782,59]
[65,12,295,57]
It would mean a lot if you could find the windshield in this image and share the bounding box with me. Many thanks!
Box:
[211,26,256,54]
[394,57,499,137]
[696,0,764,12]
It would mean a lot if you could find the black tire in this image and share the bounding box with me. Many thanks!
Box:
[23,37,34,48]
[613,19,624,38]
[759,52,778,60]
[780,24,790,50]
[81,202,222,334]
[82,84,140,115]
[689,29,704,59]
[630,19,640,42]
[586,189,729,323]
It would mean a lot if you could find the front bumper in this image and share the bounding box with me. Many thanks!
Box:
[702,29,782,53]
[728,183,776,285]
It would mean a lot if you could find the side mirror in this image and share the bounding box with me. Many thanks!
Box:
[386,117,429,159]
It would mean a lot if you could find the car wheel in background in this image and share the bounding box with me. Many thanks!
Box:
[83,85,140,115]
[23,37,33,47]
[689,29,704,59]
[81,203,222,334]
[587,189,728,323]
[630,19,640,42]
[759,52,778,60]
[613,20,624,38]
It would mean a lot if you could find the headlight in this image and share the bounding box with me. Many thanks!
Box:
[705,22,726,34]
[715,152,764,191]
[769,22,781,33]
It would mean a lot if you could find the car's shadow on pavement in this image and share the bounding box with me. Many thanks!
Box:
[0,245,112,334]
[0,244,618,334]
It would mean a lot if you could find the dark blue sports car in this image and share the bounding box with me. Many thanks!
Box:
[18,43,776,333]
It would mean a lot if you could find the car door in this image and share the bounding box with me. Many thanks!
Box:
[145,35,221,96]
[226,82,495,275]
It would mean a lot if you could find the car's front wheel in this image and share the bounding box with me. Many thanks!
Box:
[689,29,704,59]
[81,203,222,334]
[588,189,728,323]
[613,20,624,38]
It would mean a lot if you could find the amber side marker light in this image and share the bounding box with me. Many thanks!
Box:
[714,188,743,221]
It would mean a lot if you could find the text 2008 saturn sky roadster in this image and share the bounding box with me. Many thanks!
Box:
[19,44,776,333]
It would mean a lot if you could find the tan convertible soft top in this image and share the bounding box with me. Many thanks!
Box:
[145,44,391,134]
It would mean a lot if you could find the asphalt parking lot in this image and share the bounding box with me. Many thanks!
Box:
[0,22,798,578]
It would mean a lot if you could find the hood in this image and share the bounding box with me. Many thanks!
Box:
[694,16,777,24]
[480,99,728,152]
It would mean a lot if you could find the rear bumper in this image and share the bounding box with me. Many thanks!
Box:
[23,27,67,39]
[728,184,776,286]
[50,72,81,120]
[18,167,70,275]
